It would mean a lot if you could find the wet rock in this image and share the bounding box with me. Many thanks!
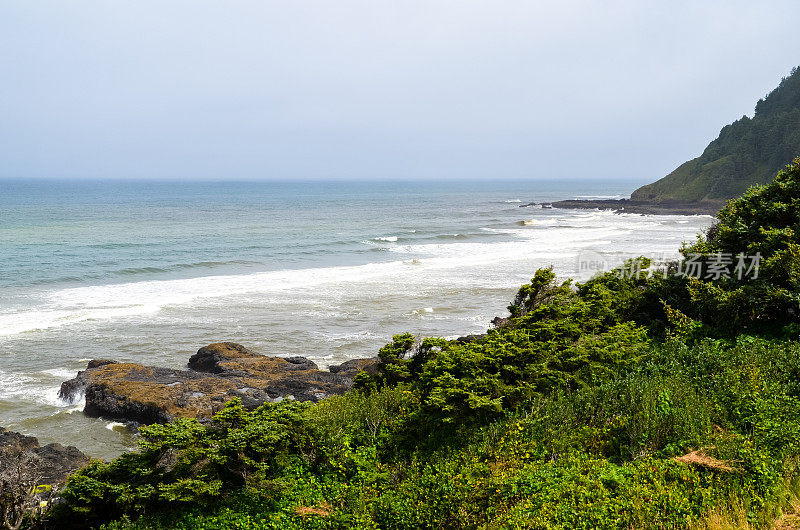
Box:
[60,343,378,425]
[550,198,722,215]
[58,360,118,403]
[491,316,511,328]
[454,334,486,344]
[328,357,379,377]
[284,356,319,370]
[86,359,118,369]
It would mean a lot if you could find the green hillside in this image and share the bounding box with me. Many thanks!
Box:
[632,66,800,204]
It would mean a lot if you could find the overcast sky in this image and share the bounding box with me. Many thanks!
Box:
[1,1,799,181]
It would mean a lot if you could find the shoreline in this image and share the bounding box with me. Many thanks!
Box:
[548,198,724,215]
[0,200,714,458]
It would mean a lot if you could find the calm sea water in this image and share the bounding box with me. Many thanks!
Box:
[0,179,712,459]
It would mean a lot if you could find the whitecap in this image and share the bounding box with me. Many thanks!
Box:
[0,370,70,408]
[40,368,78,380]
[0,209,713,339]
[573,194,625,200]
[322,331,373,344]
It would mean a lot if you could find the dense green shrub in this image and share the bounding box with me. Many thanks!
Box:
[53,400,313,524]
[678,158,800,334]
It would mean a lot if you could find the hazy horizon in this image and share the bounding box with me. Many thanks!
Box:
[2,1,800,181]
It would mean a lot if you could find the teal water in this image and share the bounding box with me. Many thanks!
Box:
[0,179,711,459]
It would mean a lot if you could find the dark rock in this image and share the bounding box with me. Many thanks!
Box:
[83,378,175,424]
[283,356,318,370]
[329,357,379,376]
[0,428,89,530]
[455,317,511,343]
[58,366,94,403]
[0,427,89,486]
[0,428,38,453]
[26,444,89,485]
[238,393,270,410]
[58,378,83,404]
[59,359,121,403]
[491,316,511,328]
[86,359,118,370]
[188,342,257,373]
[454,334,486,344]
[550,198,721,215]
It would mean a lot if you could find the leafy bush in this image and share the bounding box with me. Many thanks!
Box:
[678,158,800,334]
[53,400,313,524]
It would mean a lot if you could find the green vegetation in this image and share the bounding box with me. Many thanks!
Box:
[632,67,800,204]
[46,161,800,528]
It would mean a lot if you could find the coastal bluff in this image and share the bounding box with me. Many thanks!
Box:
[59,342,378,425]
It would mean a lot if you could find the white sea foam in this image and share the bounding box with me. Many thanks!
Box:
[0,210,710,339]
[374,236,398,242]
[0,369,69,407]
[40,368,79,380]
[322,331,373,344]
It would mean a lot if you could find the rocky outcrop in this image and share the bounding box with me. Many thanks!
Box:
[328,357,379,376]
[0,429,89,529]
[549,198,721,215]
[187,342,263,373]
[59,343,378,425]
[454,334,486,344]
[57,359,117,405]
[0,427,89,486]
[491,316,511,328]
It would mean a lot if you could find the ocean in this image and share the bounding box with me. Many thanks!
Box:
[0,179,712,459]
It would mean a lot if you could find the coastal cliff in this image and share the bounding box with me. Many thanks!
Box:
[551,67,800,214]
[630,67,800,205]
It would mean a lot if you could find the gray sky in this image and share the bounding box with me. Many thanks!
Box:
[2,1,799,181]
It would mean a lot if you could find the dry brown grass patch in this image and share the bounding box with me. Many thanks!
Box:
[294,502,332,517]
[675,449,737,473]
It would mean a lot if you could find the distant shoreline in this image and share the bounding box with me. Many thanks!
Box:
[548,198,723,215]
